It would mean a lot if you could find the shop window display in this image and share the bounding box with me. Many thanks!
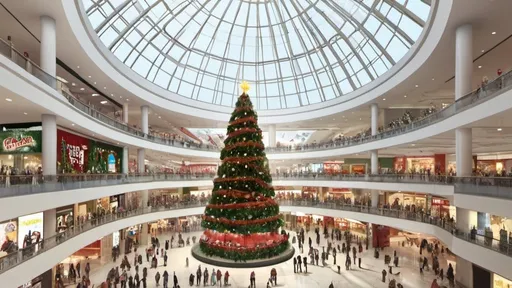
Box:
[17,212,43,249]
[57,129,123,174]
[0,124,43,175]
[56,206,74,233]
[0,220,17,257]
[494,274,512,288]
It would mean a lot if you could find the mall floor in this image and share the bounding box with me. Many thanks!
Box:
[75,229,455,288]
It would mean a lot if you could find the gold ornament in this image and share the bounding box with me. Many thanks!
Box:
[240,81,250,93]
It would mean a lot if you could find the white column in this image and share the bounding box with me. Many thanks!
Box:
[455,24,475,288]
[43,208,56,238]
[371,191,379,208]
[42,114,57,175]
[456,207,477,288]
[141,106,149,135]
[268,124,276,147]
[455,24,473,101]
[455,24,473,178]
[371,103,378,136]
[122,147,129,174]
[40,16,56,86]
[141,190,149,207]
[123,103,129,124]
[140,223,149,246]
[137,148,145,173]
[371,150,378,174]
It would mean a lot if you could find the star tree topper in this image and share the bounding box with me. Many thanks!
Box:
[240,81,250,93]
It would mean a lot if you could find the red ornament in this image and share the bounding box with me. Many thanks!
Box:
[497,69,503,76]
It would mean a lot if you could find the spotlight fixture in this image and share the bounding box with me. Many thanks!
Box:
[492,31,496,35]
[5,98,12,102]
[497,128,502,131]
[478,66,482,69]
[404,95,407,98]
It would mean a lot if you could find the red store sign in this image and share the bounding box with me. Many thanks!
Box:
[431,198,450,206]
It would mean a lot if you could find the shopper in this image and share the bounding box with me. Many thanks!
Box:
[203,267,209,287]
[250,271,256,288]
[303,256,308,273]
[224,271,230,286]
[155,272,161,287]
[162,271,169,288]
[216,269,222,287]
[197,266,202,286]
[174,271,179,288]
[293,257,297,273]
[297,255,302,272]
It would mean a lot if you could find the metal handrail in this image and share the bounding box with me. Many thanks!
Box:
[1,38,512,154]
[3,173,512,199]
[1,200,510,275]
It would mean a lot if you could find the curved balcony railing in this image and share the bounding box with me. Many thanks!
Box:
[1,200,511,276]
[2,173,512,199]
[2,38,512,155]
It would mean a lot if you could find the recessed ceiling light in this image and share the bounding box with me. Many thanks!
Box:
[332,118,335,120]
[126,99,130,101]
[431,78,435,81]
[492,31,496,35]
[342,115,345,118]
[92,93,99,97]
[359,118,362,120]
[411,143,416,146]
[158,116,162,119]
[77,66,80,68]
[478,65,482,69]
[383,98,386,101]
[80,88,85,91]
[5,98,12,102]
[23,112,27,115]
[71,123,75,126]
[104,87,107,89]
[100,101,108,104]
[94,82,97,85]
[355,153,359,156]
[497,128,502,131]
[481,50,485,53]
[88,75,91,78]
[92,134,95,136]
[404,95,407,98]
[120,96,122,98]
[415,84,419,88]
[71,83,76,86]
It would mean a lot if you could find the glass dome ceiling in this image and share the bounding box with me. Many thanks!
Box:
[84,0,431,110]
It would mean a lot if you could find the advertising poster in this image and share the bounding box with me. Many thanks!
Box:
[56,206,74,233]
[18,213,43,248]
[0,130,42,154]
[0,221,18,257]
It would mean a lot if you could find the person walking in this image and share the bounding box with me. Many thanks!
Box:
[249,271,256,288]
[382,269,387,283]
[164,252,168,267]
[293,257,297,273]
[224,271,229,286]
[315,252,319,266]
[216,269,222,287]
[211,269,216,286]
[447,263,454,286]
[197,266,202,286]
[162,271,169,288]
[270,268,277,285]
[303,256,308,273]
[358,256,362,268]
[155,272,161,287]
[297,255,302,273]
[77,261,81,279]
[203,267,209,287]
[173,272,178,288]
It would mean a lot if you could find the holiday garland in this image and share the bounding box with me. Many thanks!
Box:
[199,239,289,262]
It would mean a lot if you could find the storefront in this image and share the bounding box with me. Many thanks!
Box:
[56,205,74,233]
[0,123,42,173]
[325,188,352,200]
[386,192,427,209]
[494,273,512,288]
[17,212,43,249]
[323,161,344,174]
[0,220,17,258]
[430,198,451,218]
[57,129,124,174]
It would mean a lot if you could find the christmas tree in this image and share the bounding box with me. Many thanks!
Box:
[199,81,289,262]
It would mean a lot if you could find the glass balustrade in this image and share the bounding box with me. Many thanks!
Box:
[2,173,512,199]
[1,200,511,275]
[1,38,512,153]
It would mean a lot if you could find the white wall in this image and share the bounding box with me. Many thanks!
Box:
[0,179,452,222]
[1,205,510,288]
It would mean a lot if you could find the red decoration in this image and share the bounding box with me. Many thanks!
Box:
[201,230,288,250]
[226,128,261,140]
[207,198,276,210]
[224,141,264,151]
[214,177,270,189]
[202,214,281,226]
[229,116,257,126]
[498,69,503,76]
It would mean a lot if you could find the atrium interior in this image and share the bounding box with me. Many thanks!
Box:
[1,0,512,287]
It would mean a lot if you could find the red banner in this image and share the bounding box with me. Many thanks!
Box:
[57,130,90,173]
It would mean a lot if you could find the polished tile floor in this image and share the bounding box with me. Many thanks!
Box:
[80,229,455,288]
